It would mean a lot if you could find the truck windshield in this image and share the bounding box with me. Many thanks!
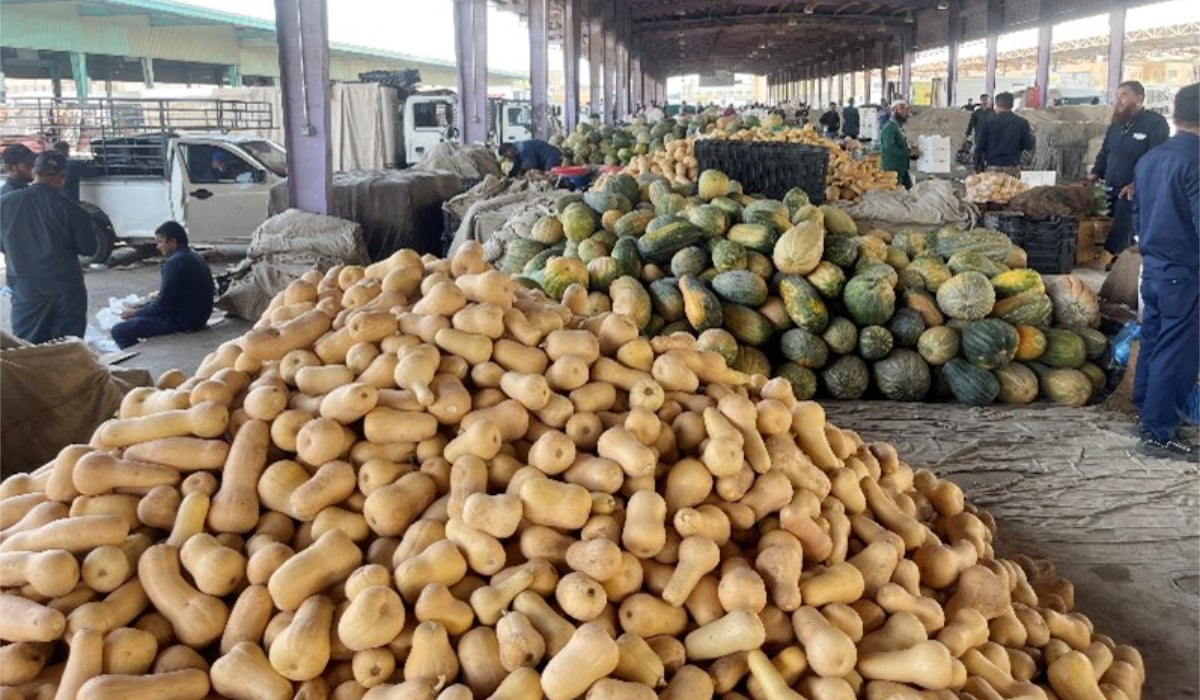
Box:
[240,140,288,177]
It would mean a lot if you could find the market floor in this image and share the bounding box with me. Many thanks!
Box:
[3,266,1196,697]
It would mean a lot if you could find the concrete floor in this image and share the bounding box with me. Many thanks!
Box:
[2,263,1196,696]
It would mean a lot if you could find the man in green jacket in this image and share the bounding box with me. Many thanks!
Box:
[879,101,916,189]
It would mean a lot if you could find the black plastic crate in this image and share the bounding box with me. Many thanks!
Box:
[985,212,1077,274]
[694,140,829,203]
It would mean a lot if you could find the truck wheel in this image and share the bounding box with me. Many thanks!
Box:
[78,202,118,265]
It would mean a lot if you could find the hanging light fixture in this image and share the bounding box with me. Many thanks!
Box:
[804,3,817,14]
[937,0,949,9]
[904,10,915,23]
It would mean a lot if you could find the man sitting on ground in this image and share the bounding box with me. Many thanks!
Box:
[111,221,215,349]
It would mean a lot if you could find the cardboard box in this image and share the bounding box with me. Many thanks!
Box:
[916,136,952,173]
[1075,217,1111,267]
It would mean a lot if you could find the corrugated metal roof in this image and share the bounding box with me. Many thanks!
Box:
[0,0,528,80]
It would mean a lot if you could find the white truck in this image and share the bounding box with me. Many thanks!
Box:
[0,98,287,262]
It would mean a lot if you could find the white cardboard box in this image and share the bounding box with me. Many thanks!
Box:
[1021,170,1057,187]
[916,135,953,173]
[858,107,878,141]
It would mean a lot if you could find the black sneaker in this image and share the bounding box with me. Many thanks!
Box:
[1136,436,1200,462]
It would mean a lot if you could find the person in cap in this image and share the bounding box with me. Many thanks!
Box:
[199,148,250,182]
[973,91,1034,176]
[1,144,37,196]
[497,139,563,177]
[1130,82,1200,461]
[111,221,215,350]
[879,100,916,189]
[0,151,97,344]
[1088,80,1171,264]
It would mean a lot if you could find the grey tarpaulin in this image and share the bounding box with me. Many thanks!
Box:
[835,180,979,232]
[448,188,573,261]
[269,170,462,259]
[217,209,368,321]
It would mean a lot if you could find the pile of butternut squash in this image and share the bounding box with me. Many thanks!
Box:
[0,242,1143,700]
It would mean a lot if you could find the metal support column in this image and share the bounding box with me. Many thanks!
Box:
[862,48,871,104]
[70,52,88,103]
[563,0,581,132]
[50,61,63,99]
[472,0,488,144]
[274,0,331,215]
[985,0,1001,99]
[602,0,616,124]
[947,0,960,107]
[226,65,242,88]
[1107,3,1127,96]
[1035,23,1051,108]
[879,39,889,102]
[631,55,642,109]
[529,0,549,139]
[900,30,913,101]
[453,0,474,142]
[587,0,602,118]
[141,58,155,89]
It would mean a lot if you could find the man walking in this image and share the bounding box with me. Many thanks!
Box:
[112,221,215,350]
[1131,83,1199,461]
[0,151,96,343]
[965,94,994,141]
[973,92,1034,175]
[879,101,916,189]
[1089,80,1170,263]
[842,98,861,140]
[819,102,841,139]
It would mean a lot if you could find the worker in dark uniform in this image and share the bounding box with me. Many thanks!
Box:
[879,101,916,189]
[973,92,1034,176]
[111,221,215,350]
[1088,80,1171,263]
[0,144,37,196]
[819,102,841,139]
[965,94,994,140]
[498,139,563,176]
[1131,83,1200,461]
[0,151,97,344]
[842,98,861,140]
[52,141,82,203]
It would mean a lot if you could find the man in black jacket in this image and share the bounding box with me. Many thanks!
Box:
[111,221,214,349]
[819,103,841,138]
[0,151,96,343]
[965,94,995,141]
[1088,80,1170,259]
[842,98,861,139]
[973,92,1034,175]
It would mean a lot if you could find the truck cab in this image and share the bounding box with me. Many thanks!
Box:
[402,92,458,164]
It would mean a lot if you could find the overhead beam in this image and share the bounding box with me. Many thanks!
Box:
[631,0,934,19]
[634,14,911,34]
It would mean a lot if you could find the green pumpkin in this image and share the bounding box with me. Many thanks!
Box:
[822,317,859,356]
[722,303,774,345]
[903,288,946,328]
[948,251,1008,277]
[697,169,732,201]
[587,256,623,292]
[776,362,819,400]
[1030,362,1093,406]
[670,246,709,278]
[576,238,609,263]
[906,256,953,293]
[710,196,743,220]
[892,229,936,257]
[779,275,830,334]
[655,193,688,217]
[758,298,793,333]
[823,235,859,268]
[887,308,926,349]
[995,362,1039,404]
[712,271,768,307]
[745,251,775,279]
[732,345,772,378]
[697,328,738,366]
[726,223,776,254]
[541,256,589,301]
[611,237,642,278]
[822,355,871,399]
[610,275,652,330]
[637,218,703,263]
[991,268,1045,298]
[990,290,1053,328]
[501,238,546,275]
[1080,361,1107,394]
[614,209,656,238]
[1073,326,1109,360]
[917,326,960,366]
[1040,329,1087,369]
[529,216,565,245]
[843,275,896,327]
[561,203,597,242]
[961,319,1019,370]
[858,326,894,361]
[781,328,829,369]
[685,204,729,237]
[782,187,811,219]
[937,271,996,321]
[943,357,1000,406]
[806,261,847,299]
[873,349,932,401]
[935,229,1013,262]
[678,275,723,332]
[710,239,749,272]
[648,278,685,322]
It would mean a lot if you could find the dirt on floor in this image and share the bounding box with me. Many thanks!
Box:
[2,263,1197,697]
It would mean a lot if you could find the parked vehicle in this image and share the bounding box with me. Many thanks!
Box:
[0,98,286,262]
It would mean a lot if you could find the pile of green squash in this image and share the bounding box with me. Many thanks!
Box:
[499,169,1109,407]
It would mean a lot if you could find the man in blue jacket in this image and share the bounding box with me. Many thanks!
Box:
[498,139,563,176]
[1131,83,1199,461]
[1089,81,1170,262]
[0,151,96,343]
[111,221,214,349]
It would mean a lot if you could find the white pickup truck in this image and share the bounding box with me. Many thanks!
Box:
[77,133,287,262]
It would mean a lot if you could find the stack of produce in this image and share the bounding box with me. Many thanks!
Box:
[0,242,1144,700]
[502,170,1108,407]
[965,172,1029,205]
[702,125,900,202]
